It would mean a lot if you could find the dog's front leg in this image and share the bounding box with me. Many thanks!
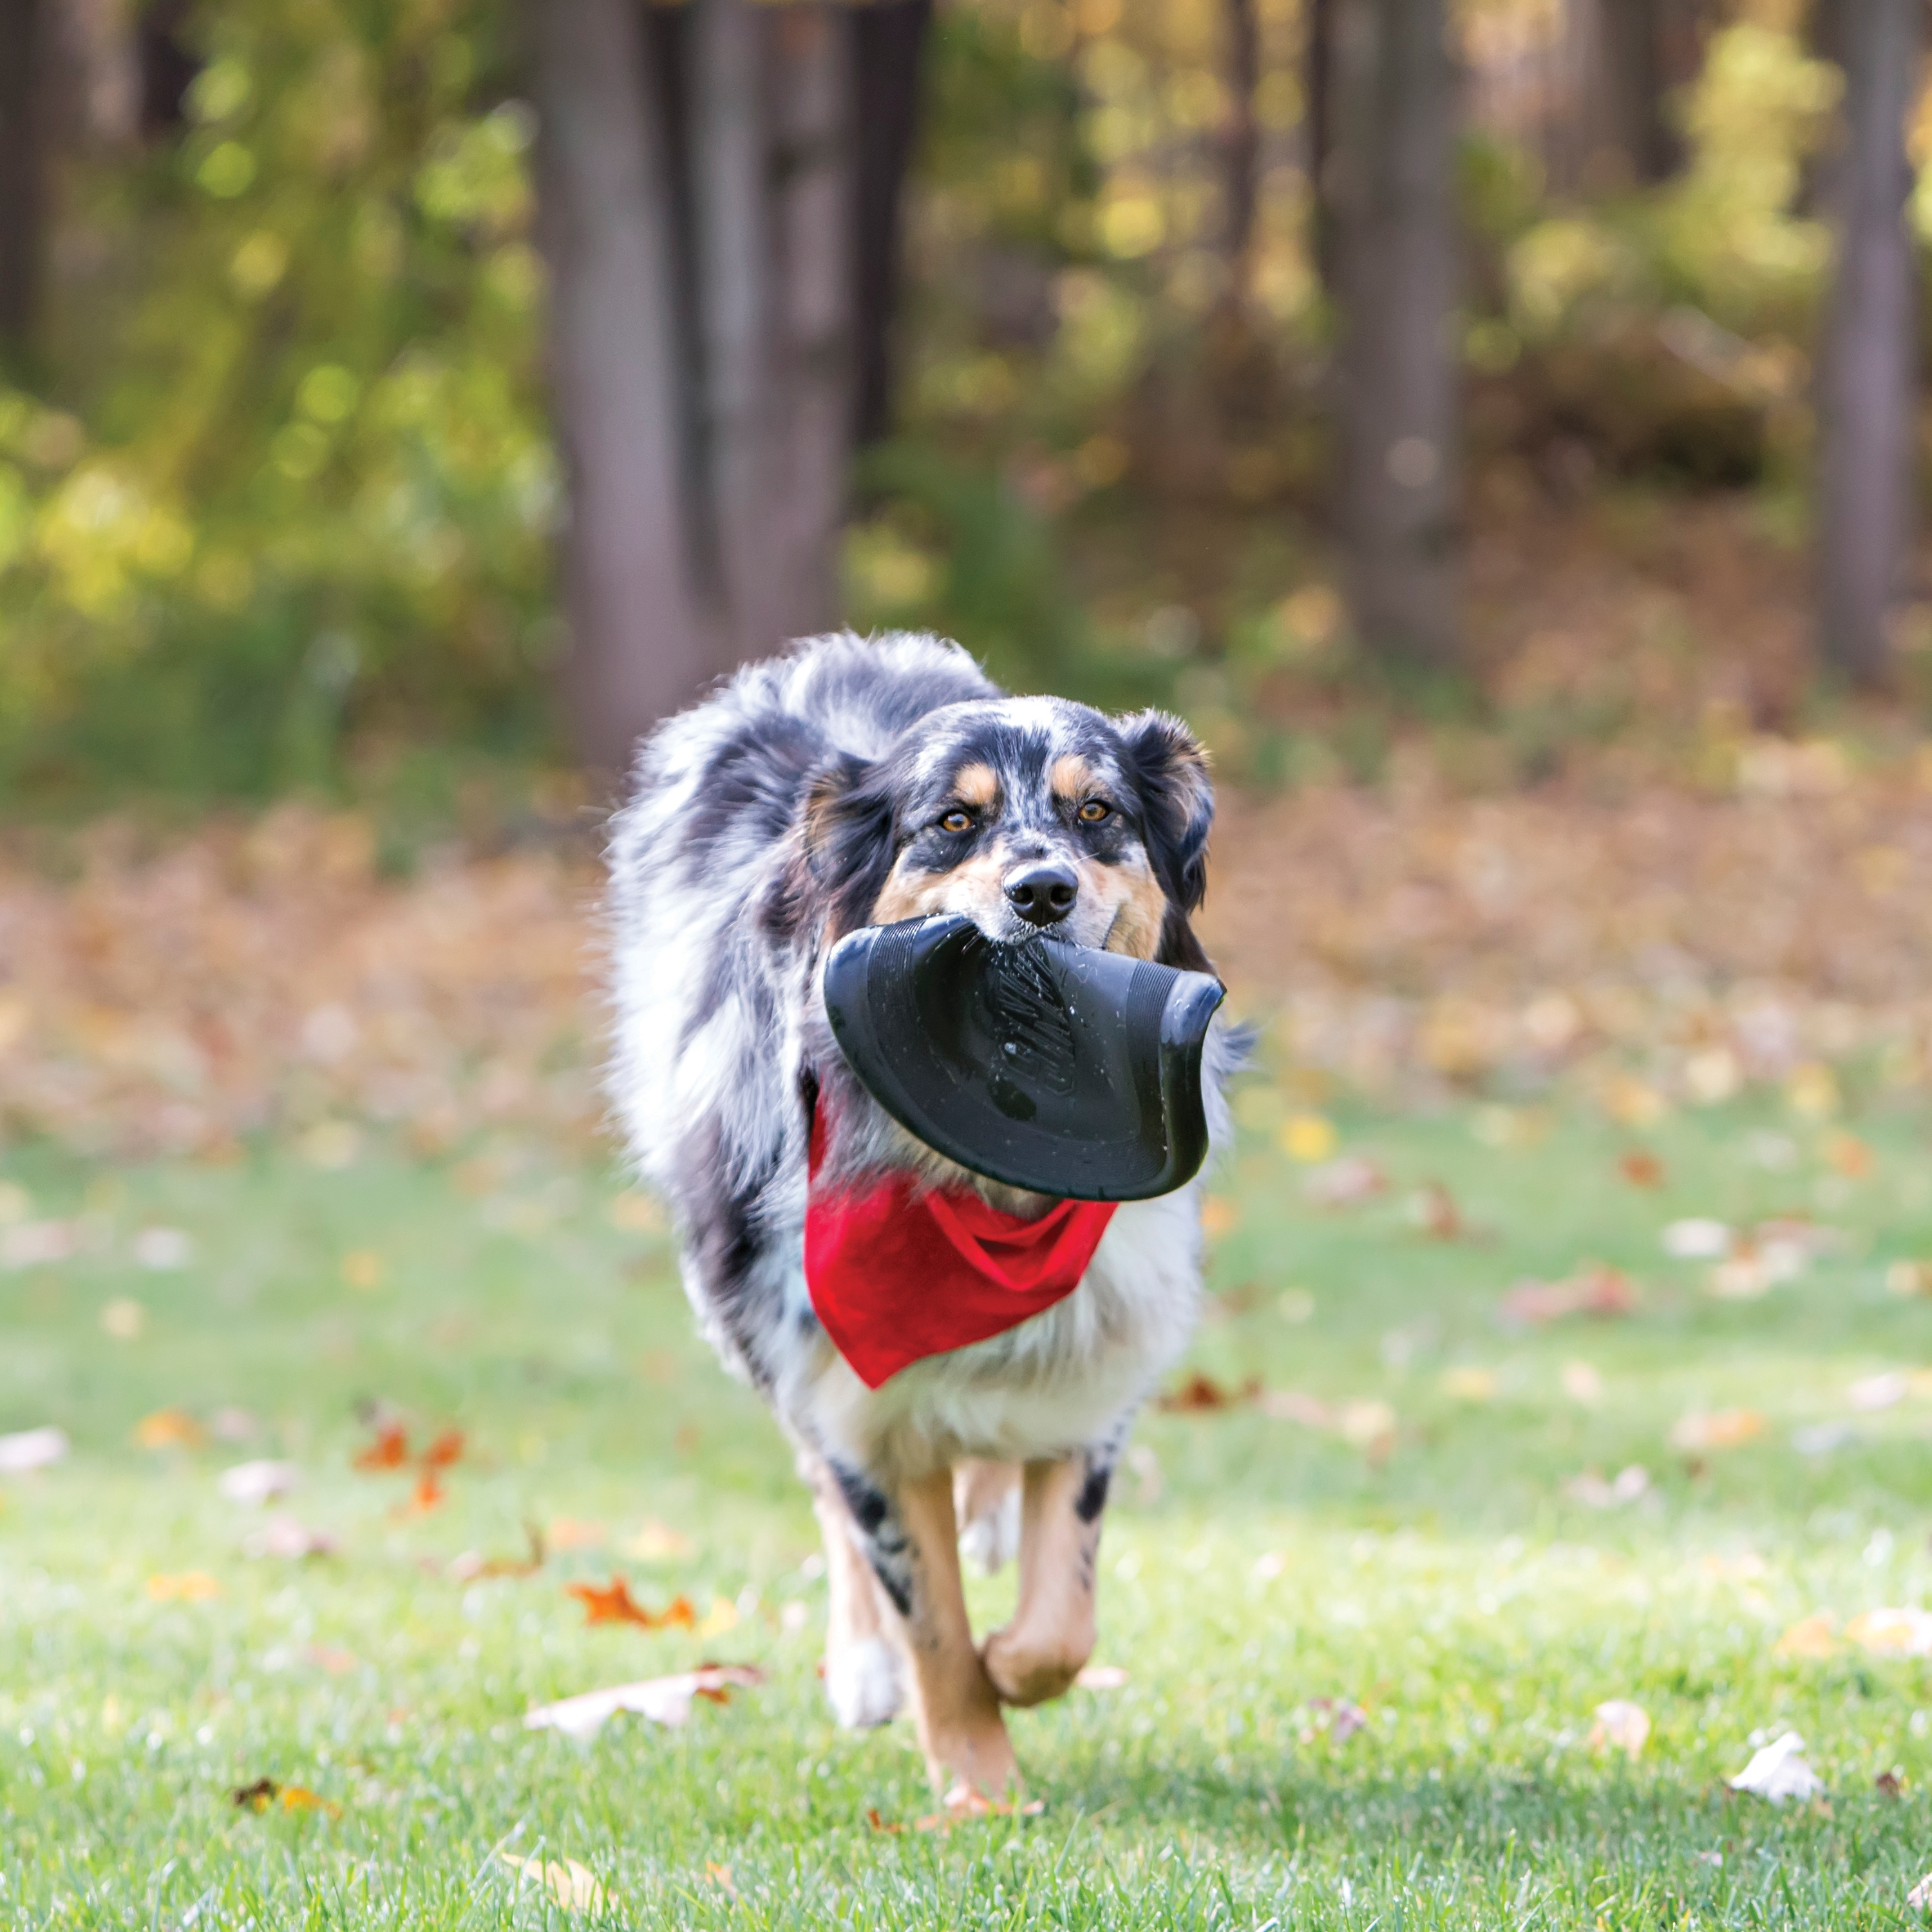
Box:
[832,1459,1019,1798]
[981,1446,1111,1706]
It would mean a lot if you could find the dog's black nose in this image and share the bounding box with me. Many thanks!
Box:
[1003,862,1078,926]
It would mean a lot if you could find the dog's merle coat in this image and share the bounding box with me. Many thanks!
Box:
[608,632,1233,1743]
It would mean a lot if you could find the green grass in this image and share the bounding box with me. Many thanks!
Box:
[7,1097,1932,1927]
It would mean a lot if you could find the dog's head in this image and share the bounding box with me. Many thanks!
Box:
[804,696,1213,971]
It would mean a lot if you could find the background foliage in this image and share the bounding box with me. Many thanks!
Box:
[0,0,1925,805]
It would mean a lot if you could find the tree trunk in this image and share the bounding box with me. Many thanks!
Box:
[1595,0,1674,185]
[0,0,44,367]
[1305,0,1339,296]
[851,0,931,448]
[1336,0,1461,673]
[764,5,853,647]
[1815,0,1918,690]
[530,0,721,779]
[1221,0,1260,308]
[692,0,777,661]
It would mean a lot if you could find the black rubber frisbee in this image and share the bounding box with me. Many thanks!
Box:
[822,914,1224,1202]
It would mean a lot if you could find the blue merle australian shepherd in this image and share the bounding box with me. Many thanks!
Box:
[608,630,1233,1801]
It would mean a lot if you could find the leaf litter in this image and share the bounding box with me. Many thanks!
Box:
[566,1577,697,1630]
[524,1665,765,1738]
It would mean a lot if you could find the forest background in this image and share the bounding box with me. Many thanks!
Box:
[1,0,1926,818]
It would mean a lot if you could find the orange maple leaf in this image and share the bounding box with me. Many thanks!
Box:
[353,1425,410,1472]
[566,1578,697,1629]
[419,1428,465,1471]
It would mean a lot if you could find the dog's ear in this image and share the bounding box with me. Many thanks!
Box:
[802,753,898,938]
[1117,709,1215,972]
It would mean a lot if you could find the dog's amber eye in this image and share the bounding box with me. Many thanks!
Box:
[938,808,974,835]
[1077,799,1111,824]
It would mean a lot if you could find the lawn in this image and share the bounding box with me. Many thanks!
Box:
[6,1092,1932,1929]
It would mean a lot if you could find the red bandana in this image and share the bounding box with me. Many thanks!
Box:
[804,1112,1118,1389]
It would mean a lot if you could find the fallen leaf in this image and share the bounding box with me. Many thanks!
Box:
[1338,1399,1397,1457]
[1848,1372,1910,1412]
[914,1785,1047,1830]
[0,1425,68,1474]
[135,1408,205,1450]
[567,1578,697,1630]
[523,1664,764,1738]
[1075,1663,1130,1689]
[1,1221,78,1269]
[1669,1409,1767,1452]
[499,1853,605,1913]
[1845,1607,1932,1657]
[865,1807,904,1834]
[706,1862,735,1895]
[419,1428,465,1471]
[1877,1768,1906,1797]
[1773,1614,1836,1659]
[281,1783,344,1818]
[621,1520,692,1561]
[1500,1264,1637,1325]
[352,1424,410,1472]
[1258,1388,1332,1427]
[1409,1182,1464,1240]
[100,1298,145,1340]
[1303,1155,1385,1207]
[1589,1699,1651,1759]
[243,1516,338,1560]
[1823,1132,1873,1178]
[1663,1218,1732,1260]
[1560,1359,1604,1405]
[146,1571,221,1602]
[1618,1151,1665,1189]
[1281,1113,1338,1162]
[1727,1730,1823,1803]
[339,1249,384,1291]
[1157,1372,1259,1413]
[1565,1464,1651,1509]
[1200,1195,1240,1240]
[132,1227,192,1271]
[448,1522,546,1580]
[218,1459,299,1506]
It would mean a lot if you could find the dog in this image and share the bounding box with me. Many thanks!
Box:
[607,630,1233,1799]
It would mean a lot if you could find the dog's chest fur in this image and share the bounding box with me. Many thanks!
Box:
[607,631,1227,1474]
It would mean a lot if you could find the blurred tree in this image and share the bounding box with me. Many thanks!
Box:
[853,0,933,447]
[1305,0,1338,292]
[0,0,46,368]
[1595,0,1674,186]
[1335,0,1461,672]
[1814,0,1917,688]
[533,0,927,775]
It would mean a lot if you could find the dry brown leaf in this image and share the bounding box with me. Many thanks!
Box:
[500,1852,605,1913]
[567,1578,697,1631]
[1668,1408,1767,1452]
[146,1571,220,1602]
[523,1664,764,1737]
[1618,1150,1665,1189]
[352,1425,410,1472]
[1303,1155,1386,1208]
[134,1408,205,1450]
[1500,1265,1638,1326]
[1774,1613,1837,1659]
[1156,1371,1260,1414]
[1845,1607,1932,1657]
[232,1778,343,1819]
[1409,1182,1465,1240]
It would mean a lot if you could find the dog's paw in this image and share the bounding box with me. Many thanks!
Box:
[958,1482,1021,1577]
[825,1636,904,1729]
